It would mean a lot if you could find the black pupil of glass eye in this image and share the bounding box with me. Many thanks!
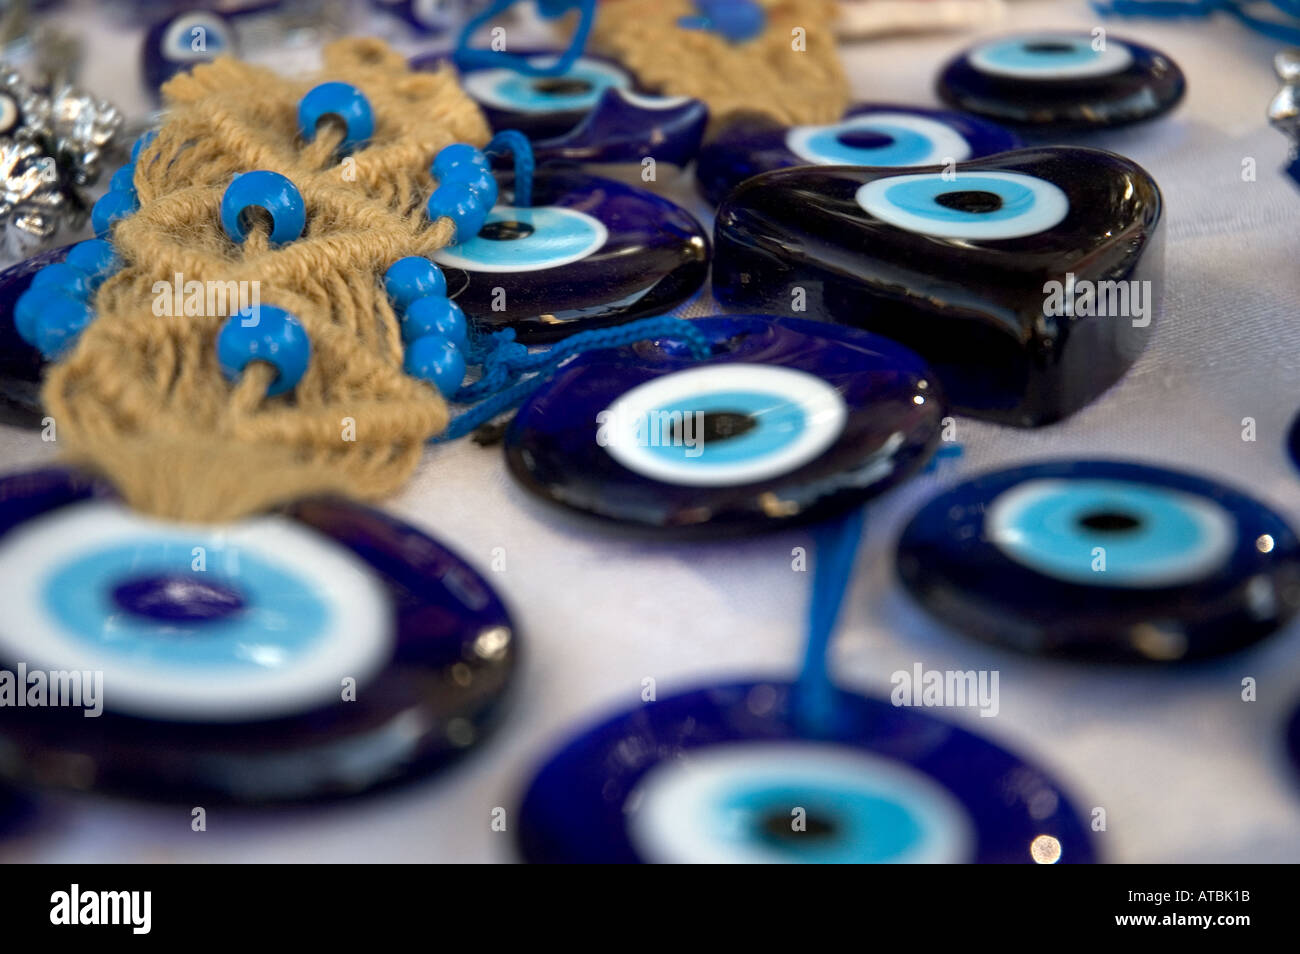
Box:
[1078,511,1142,533]
[835,129,895,150]
[531,78,593,96]
[112,574,246,623]
[760,811,838,840]
[1023,42,1076,55]
[934,190,1004,214]
[477,220,535,241]
[699,411,757,442]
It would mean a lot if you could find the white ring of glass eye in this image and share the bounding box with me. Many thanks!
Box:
[625,742,976,864]
[431,205,608,273]
[462,56,631,113]
[968,34,1134,80]
[599,363,847,487]
[0,501,394,722]
[856,170,1069,240]
[161,13,234,64]
[786,112,973,168]
[985,478,1237,588]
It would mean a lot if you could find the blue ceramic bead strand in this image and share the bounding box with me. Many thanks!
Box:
[427,142,497,243]
[14,239,127,359]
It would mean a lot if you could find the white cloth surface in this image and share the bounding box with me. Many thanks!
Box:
[2,0,1299,863]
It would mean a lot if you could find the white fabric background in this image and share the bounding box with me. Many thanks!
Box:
[1,0,1299,863]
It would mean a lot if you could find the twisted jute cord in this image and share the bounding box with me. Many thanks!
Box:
[41,39,491,523]
[589,0,849,126]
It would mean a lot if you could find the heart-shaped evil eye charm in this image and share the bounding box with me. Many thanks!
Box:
[504,315,942,534]
[141,10,238,96]
[432,168,708,343]
[938,32,1186,129]
[0,469,516,804]
[713,147,1164,426]
[532,88,709,169]
[897,460,1300,662]
[517,682,1096,863]
[695,104,1020,206]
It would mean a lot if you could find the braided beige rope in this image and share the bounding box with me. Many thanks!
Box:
[42,39,490,523]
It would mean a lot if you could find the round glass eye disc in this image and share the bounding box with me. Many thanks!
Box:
[162,12,234,62]
[626,742,975,864]
[986,478,1236,588]
[0,501,393,721]
[599,363,848,486]
[462,56,630,113]
[431,205,608,273]
[786,112,974,167]
[857,170,1069,240]
[969,34,1134,80]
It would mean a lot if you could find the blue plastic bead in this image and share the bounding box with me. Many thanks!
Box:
[438,164,498,210]
[13,287,48,346]
[384,256,447,313]
[220,170,306,246]
[216,305,311,397]
[33,293,95,360]
[131,130,157,162]
[431,143,490,182]
[91,190,137,238]
[65,239,123,287]
[402,295,468,346]
[693,0,766,42]
[298,82,374,154]
[29,263,92,301]
[110,164,137,196]
[427,183,489,243]
[404,334,466,396]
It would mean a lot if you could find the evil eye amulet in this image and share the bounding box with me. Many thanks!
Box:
[505,315,942,535]
[142,10,238,96]
[937,32,1186,130]
[221,170,306,246]
[896,460,1300,662]
[713,147,1164,426]
[432,168,709,343]
[0,469,517,803]
[517,681,1096,863]
[695,103,1020,206]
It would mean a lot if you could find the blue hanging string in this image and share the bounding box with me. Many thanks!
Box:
[1092,0,1300,44]
[434,316,714,442]
[795,506,867,738]
[454,0,598,78]
[485,130,534,208]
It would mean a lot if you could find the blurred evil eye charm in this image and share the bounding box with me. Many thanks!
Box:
[517,681,1097,863]
[713,147,1164,426]
[142,9,239,97]
[695,103,1020,206]
[433,168,709,343]
[370,0,487,35]
[0,469,517,803]
[896,460,1300,662]
[504,315,943,534]
[937,32,1186,129]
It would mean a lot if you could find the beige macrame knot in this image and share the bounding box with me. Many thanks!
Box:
[41,38,491,523]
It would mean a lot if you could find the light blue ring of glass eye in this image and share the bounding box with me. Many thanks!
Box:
[637,389,807,467]
[985,478,1237,588]
[786,113,973,167]
[856,171,1069,240]
[462,56,631,113]
[968,35,1133,80]
[431,205,608,273]
[161,12,235,64]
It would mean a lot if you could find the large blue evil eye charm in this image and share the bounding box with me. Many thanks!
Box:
[517,682,1097,863]
[897,460,1300,662]
[937,32,1186,130]
[713,147,1164,426]
[141,10,239,96]
[432,168,709,343]
[0,469,517,803]
[532,88,708,169]
[695,103,1020,206]
[504,315,942,534]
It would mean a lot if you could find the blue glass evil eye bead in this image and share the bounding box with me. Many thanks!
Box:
[897,460,1300,662]
[427,182,490,243]
[505,315,943,535]
[517,681,1097,863]
[937,32,1186,129]
[91,190,137,238]
[65,240,122,288]
[298,82,375,154]
[404,334,466,395]
[217,305,311,397]
[402,295,468,346]
[33,292,94,360]
[384,256,447,313]
[713,147,1163,427]
[0,468,517,803]
[142,10,238,97]
[28,263,91,301]
[695,104,1020,207]
[220,171,306,246]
